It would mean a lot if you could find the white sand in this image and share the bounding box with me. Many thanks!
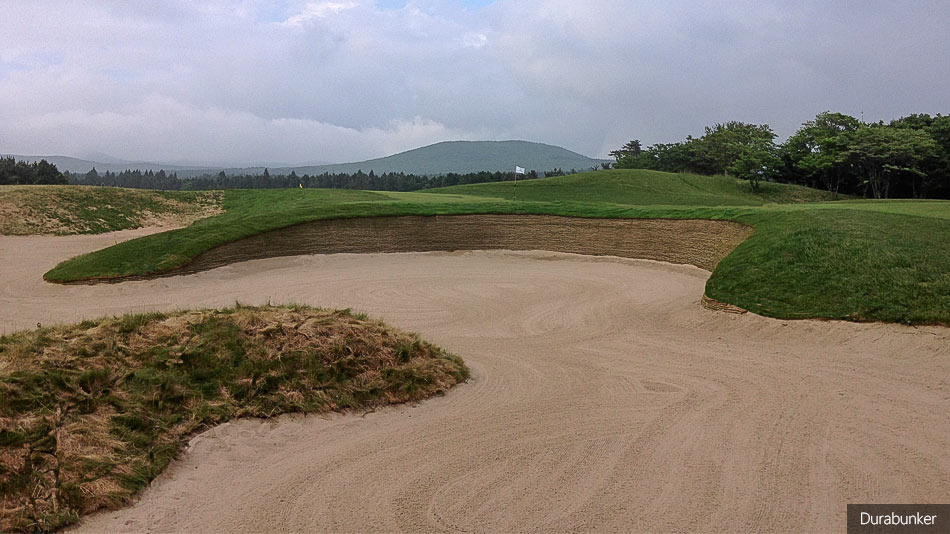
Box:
[1,230,948,532]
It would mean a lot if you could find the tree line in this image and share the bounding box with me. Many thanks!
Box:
[65,167,586,191]
[0,157,68,185]
[610,112,950,199]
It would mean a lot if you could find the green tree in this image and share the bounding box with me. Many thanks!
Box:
[924,115,950,198]
[890,113,950,198]
[615,140,697,172]
[0,157,66,185]
[609,139,642,163]
[691,121,777,176]
[0,157,17,184]
[32,159,66,184]
[845,125,938,198]
[728,137,780,191]
[783,112,860,197]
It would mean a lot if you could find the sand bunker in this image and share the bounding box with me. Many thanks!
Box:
[1,229,947,532]
[177,215,753,276]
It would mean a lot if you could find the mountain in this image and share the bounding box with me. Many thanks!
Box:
[6,141,608,178]
[262,141,608,176]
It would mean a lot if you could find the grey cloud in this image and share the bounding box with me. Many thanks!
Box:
[2,0,948,164]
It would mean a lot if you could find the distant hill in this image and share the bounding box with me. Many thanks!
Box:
[262,141,608,176]
[3,155,213,175]
[6,141,608,178]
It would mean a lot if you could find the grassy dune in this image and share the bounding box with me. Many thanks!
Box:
[0,305,467,531]
[41,170,950,324]
[0,185,221,235]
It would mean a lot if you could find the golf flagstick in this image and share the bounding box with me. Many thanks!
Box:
[515,165,525,202]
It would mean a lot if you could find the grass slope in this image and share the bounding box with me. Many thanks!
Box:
[0,186,221,236]
[0,305,467,532]
[41,171,950,325]
[707,209,950,324]
[430,169,838,205]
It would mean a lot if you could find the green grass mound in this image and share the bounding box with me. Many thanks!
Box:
[0,305,468,532]
[707,209,950,324]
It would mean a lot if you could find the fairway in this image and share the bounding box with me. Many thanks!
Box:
[1,230,947,532]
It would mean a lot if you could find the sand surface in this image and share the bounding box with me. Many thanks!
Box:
[1,230,948,532]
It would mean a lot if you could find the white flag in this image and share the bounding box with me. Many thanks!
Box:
[515,166,526,175]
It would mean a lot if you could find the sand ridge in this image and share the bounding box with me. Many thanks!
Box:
[1,230,948,532]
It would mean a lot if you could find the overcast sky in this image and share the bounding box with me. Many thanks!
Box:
[2,0,949,166]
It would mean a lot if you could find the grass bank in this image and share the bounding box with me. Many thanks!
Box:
[0,185,221,236]
[0,305,468,532]
[707,209,950,324]
[40,170,950,325]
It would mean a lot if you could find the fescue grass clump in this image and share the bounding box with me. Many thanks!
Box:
[0,305,468,532]
[0,185,221,236]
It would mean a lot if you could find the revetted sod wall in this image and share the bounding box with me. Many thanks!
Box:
[180,215,753,275]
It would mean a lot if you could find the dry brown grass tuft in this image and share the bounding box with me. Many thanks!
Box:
[0,185,221,236]
[0,305,467,532]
